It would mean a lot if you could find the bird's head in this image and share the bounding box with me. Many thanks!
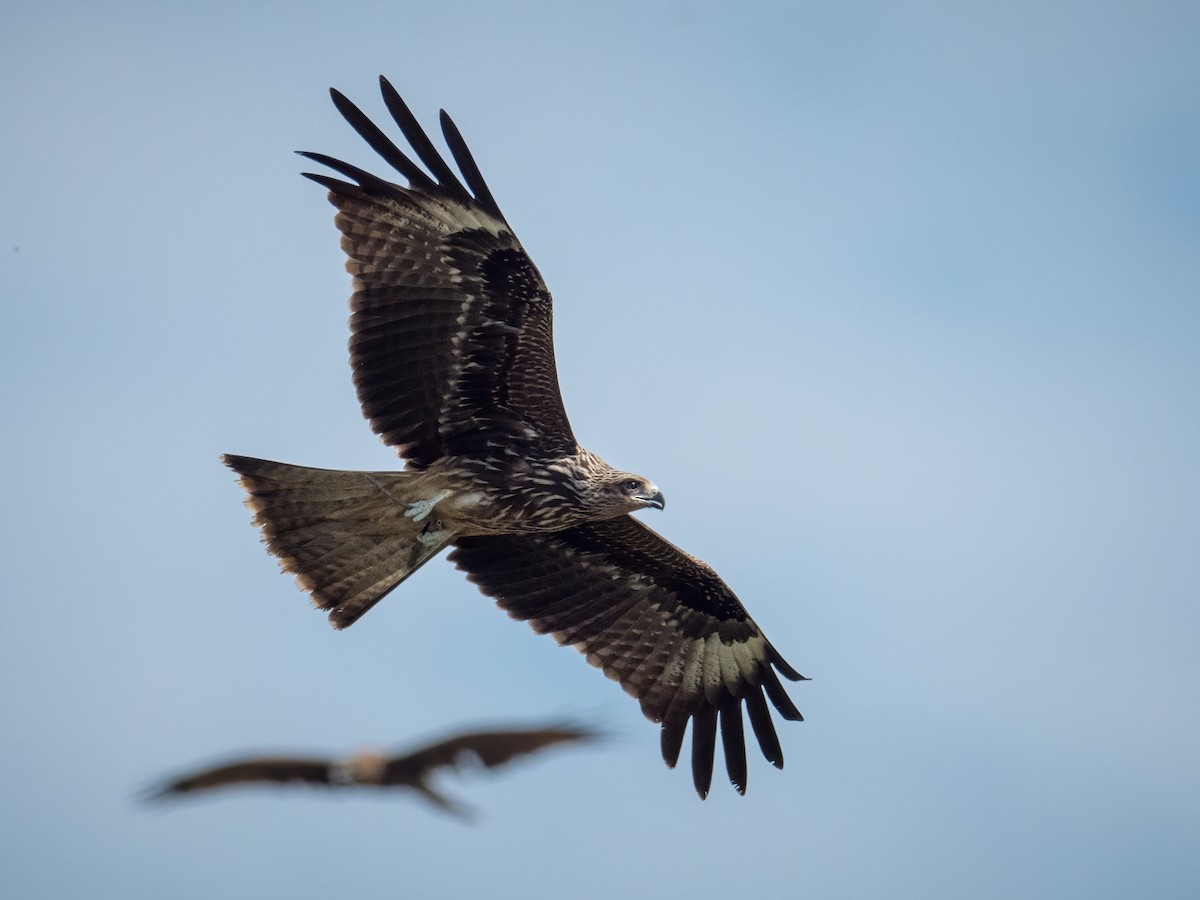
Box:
[340,749,388,785]
[595,472,665,517]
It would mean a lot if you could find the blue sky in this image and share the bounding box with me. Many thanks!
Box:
[2,2,1198,897]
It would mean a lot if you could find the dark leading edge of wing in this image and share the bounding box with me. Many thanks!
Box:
[449,518,807,797]
[144,758,334,798]
[377,725,598,785]
[297,76,576,468]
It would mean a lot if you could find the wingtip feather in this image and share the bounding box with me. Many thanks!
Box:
[769,643,808,682]
[691,706,717,799]
[660,717,686,769]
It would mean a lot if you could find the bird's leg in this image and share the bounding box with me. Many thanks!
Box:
[416,522,452,548]
[405,521,452,567]
[413,781,474,821]
[404,490,450,523]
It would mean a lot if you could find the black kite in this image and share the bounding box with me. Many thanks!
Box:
[146,724,597,818]
[224,78,806,797]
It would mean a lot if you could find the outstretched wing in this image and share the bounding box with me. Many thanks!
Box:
[448,519,806,797]
[301,76,576,468]
[144,756,333,799]
[380,724,599,785]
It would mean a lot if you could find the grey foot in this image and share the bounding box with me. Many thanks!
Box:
[404,491,449,523]
[417,527,451,547]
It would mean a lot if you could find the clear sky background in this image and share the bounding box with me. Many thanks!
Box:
[2,2,1198,898]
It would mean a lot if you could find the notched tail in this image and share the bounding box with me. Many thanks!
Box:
[221,454,453,628]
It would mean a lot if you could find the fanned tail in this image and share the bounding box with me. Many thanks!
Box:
[222,454,453,628]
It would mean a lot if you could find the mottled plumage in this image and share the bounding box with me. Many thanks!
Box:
[224,77,806,796]
[144,724,597,818]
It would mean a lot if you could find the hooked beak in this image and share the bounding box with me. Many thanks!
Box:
[640,491,666,511]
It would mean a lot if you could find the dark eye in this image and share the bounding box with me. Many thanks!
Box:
[625,479,642,492]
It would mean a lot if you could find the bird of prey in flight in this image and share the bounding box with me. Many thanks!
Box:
[223,76,805,798]
[144,724,597,819]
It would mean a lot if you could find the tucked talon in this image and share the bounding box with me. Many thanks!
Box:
[404,491,449,523]
[417,527,451,547]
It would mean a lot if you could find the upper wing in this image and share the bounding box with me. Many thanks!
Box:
[448,518,806,797]
[380,724,599,785]
[301,76,577,468]
[144,756,333,798]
